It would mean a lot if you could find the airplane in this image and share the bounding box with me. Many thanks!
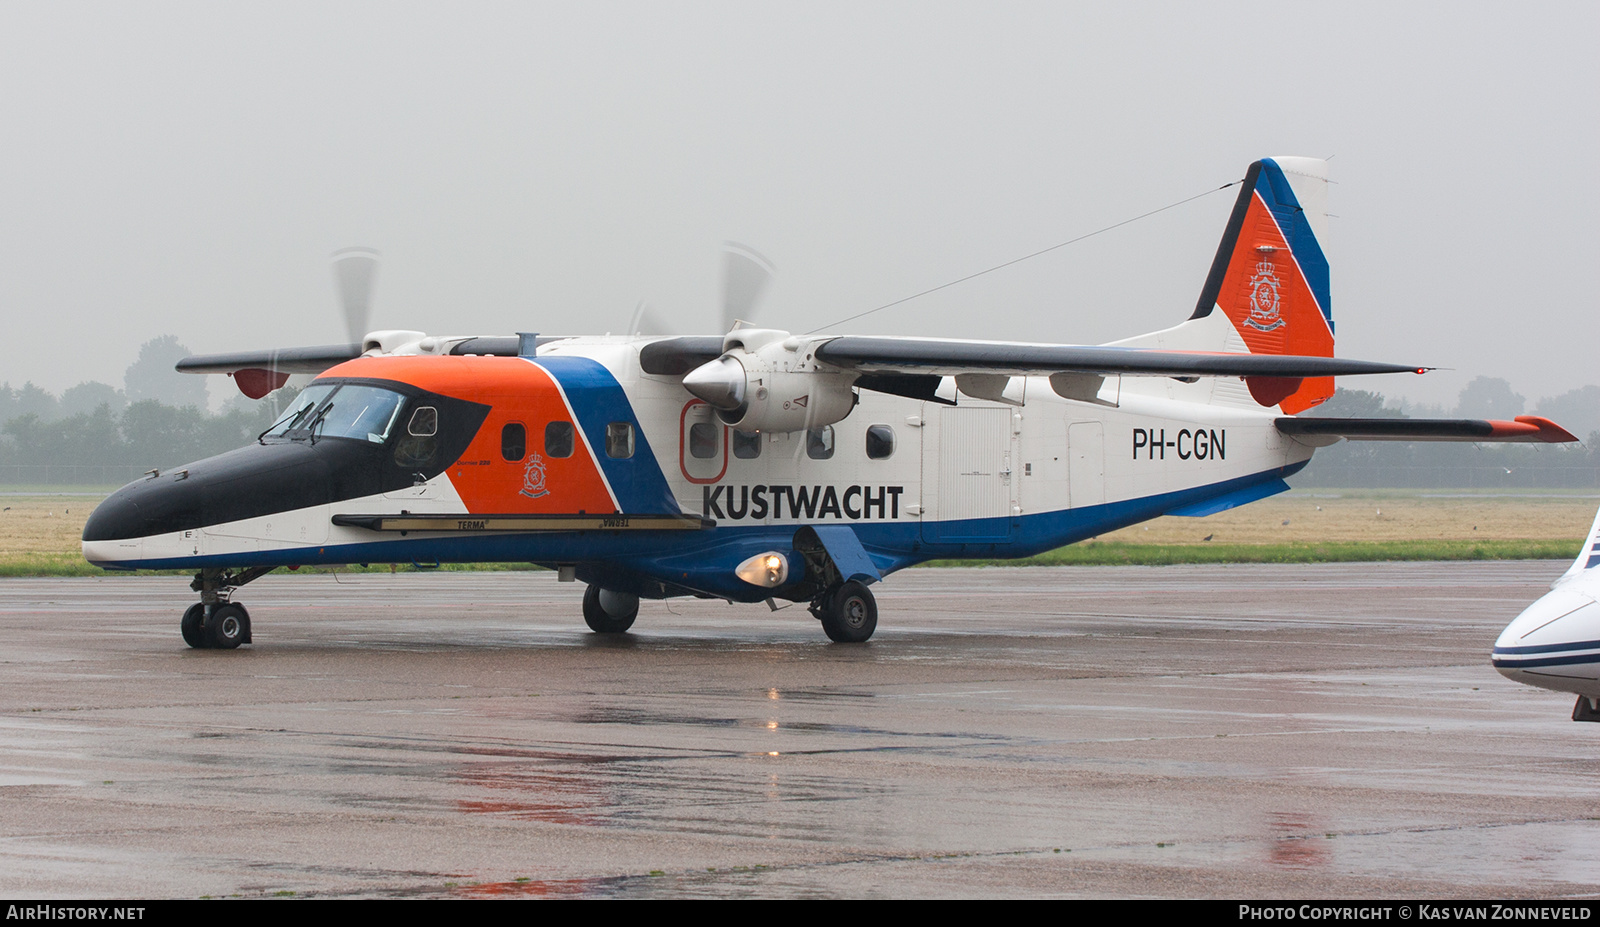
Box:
[1493,504,1600,721]
[80,156,1579,649]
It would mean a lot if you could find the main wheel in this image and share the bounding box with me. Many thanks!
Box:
[181,603,207,649]
[582,584,638,634]
[204,603,250,650]
[820,581,877,643]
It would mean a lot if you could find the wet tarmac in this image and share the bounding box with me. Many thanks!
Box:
[1,562,1596,899]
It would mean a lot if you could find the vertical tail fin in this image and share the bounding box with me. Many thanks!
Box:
[1193,157,1335,413]
[1558,503,1600,585]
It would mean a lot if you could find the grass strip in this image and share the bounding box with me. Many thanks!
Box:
[924,539,1583,567]
[4,539,1581,577]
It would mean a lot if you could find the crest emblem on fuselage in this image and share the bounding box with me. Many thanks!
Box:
[520,452,550,499]
[1244,260,1287,332]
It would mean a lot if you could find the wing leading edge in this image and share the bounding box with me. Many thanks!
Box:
[812,336,1423,379]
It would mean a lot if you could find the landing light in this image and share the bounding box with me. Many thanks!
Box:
[735,551,790,588]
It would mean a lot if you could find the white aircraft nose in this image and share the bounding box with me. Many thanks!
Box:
[1492,586,1600,698]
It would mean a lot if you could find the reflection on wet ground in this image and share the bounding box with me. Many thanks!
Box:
[1,564,1598,897]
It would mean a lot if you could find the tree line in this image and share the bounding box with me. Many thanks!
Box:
[1289,379,1599,488]
[0,337,1596,488]
[0,336,298,483]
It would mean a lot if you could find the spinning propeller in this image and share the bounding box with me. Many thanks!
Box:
[629,242,775,336]
[331,247,381,345]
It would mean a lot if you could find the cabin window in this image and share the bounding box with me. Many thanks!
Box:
[733,430,762,460]
[689,422,718,459]
[806,425,834,460]
[545,421,575,458]
[606,422,634,459]
[501,423,526,461]
[866,424,895,460]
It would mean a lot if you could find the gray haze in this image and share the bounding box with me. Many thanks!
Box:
[1,2,1594,411]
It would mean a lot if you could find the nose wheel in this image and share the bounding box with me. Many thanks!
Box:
[181,601,251,649]
[182,567,272,649]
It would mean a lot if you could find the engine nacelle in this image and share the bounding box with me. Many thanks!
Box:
[681,329,858,433]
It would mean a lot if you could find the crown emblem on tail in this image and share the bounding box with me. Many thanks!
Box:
[1244,260,1286,332]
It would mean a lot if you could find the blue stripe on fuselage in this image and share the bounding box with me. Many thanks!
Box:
[95,462,1307,601]
[531,356,679,515]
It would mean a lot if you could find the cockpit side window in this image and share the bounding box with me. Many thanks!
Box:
[408,407,438,437]
[394,405,440,467]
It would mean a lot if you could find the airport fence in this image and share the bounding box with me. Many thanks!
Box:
[1295,465,1600,490]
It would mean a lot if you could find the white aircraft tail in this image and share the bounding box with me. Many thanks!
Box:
[1557,504,1600,586]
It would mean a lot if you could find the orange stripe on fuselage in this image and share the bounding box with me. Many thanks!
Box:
[1215,192,1335,414]
[319,355,618,515]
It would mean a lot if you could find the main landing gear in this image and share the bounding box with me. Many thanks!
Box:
[578,579,878,642]
[181,567,273,650]
[583,584,639,634]
[811,580,877,643]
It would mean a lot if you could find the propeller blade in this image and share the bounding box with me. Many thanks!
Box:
[331,247,381,344]
[628,300,674,336]
[720,242,774,333]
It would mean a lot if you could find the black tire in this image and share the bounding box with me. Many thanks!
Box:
[181,603,207,649]
[820,581,877,643]
[205,603,249,650]
[582,584,638,634]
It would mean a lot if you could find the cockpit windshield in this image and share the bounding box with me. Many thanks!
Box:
[262,383,407,444]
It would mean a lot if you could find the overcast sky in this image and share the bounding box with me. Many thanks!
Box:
[1,1,1594,411]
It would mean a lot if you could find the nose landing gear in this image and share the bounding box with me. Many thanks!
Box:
[182,567,273,650]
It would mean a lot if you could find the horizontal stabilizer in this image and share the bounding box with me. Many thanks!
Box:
[1276,416,1578,444]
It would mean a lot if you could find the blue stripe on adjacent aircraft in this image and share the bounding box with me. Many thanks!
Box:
[532,356,680,515]
[1494,639,1600,655]
[1259,159,1332,327]
[1493,653,1600,669]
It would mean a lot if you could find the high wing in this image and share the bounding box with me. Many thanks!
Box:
[175,335,527,374]
[810,335,1423,379]
[176,335,529,398]
[174,343,364,375]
